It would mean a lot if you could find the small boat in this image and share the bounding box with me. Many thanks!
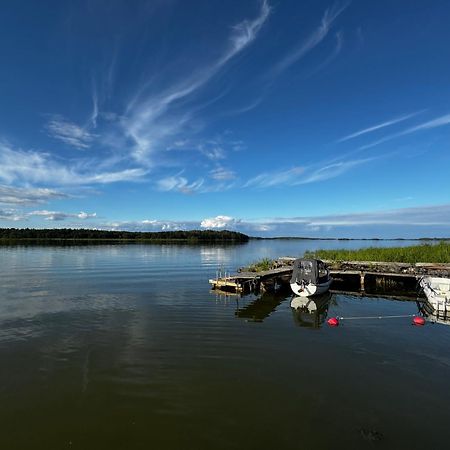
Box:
[418,276,450,320]
[290,259,332,297]
[417,298,450,326]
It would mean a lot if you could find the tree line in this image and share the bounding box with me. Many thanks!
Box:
[0,228,250,242]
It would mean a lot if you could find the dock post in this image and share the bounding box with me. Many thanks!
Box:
[360,272,365,292]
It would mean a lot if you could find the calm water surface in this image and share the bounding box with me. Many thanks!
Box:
[1,240,449,449]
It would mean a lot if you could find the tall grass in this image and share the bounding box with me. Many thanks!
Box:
[304,242,450,264]
[245,258,274,272]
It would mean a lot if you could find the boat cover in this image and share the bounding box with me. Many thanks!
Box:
[290,259,329,284]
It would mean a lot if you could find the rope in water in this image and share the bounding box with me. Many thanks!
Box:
[338,314,416,320]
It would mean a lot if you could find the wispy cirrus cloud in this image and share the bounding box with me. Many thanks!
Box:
[46,115,96,149]
[298,157,374,184]
[226,3,348,117]
[122,0,271,164]
[337,110,424,143]
[0,142,147,186]
[209,167,236,181]
[243,156,374,189]
[302,30,344,78]
[359,113,450,150]
[244,166,305,188]
[90,81,99,128]
[166,135,245,165]
[401,113,450,134]
[268,1,349,79]
[156,174,204,194]
[199,144,226,161]
[0,185,68,205]
[156,169,238,194]
[36,1,349,196]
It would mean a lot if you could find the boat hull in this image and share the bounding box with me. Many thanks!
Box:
[290,278,332,297]
[419,276,450,303]
[419,276,450,324]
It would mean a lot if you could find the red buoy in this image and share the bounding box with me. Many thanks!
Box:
[413,316,426,326]
[327,317,339,327]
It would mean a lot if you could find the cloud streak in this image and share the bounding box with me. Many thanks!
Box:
[359,113,450,150]
[46,116,96,149]
[122,0,271,164]
[209,167,236,181]
[338,111,424,142]
[268,2,349,78]
[244,156,375,189]
[0,142,147,186]
[28,210,97,221]
[156,174,204,194]
[0,185,68,205]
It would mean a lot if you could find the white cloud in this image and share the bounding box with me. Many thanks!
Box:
[401,113,450,134]
[91,82,99,128]
[359,113,450,150]
[156,174,204,194]
[0,142,147,186]
[28,210,97,221]
[228,0,271,57]
[200,215,240,229]
[244,156,380,189]
[77,211,97,220]
[297,157,374,184]
[0,185,68,205]
[337,111,424,142]
[0,208,24,221]
[46,116,96,149]
[209,167,236,181]
[199,145,226,160]
[244,166,305,188]
[100,219,197,232]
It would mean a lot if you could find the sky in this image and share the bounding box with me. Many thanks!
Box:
[0,0,449,238]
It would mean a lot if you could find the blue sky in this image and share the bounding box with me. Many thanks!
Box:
[1,0,449,238]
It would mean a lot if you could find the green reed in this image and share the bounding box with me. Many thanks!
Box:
[304,241,450,264]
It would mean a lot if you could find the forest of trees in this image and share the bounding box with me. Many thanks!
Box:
[0,228,249,242]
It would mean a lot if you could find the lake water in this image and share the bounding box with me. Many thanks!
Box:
[1,240,450,449]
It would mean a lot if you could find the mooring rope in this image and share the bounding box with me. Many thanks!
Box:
[338,314,416,320]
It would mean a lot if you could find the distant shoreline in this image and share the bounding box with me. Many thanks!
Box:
[0,228,249,242]
[0,228,448,242]
[252,237,450,241]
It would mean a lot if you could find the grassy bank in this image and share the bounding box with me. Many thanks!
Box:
[304,242,450,264]
[244,258,274,272]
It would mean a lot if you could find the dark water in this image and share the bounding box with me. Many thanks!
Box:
[1,240,449,449]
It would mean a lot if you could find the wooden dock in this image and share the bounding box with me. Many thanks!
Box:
[209,266,293,294]
[209,258,450,296]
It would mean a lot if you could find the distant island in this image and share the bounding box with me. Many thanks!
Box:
[0,228,249,242]
[1,228,449,243]
[253,236,450,241]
